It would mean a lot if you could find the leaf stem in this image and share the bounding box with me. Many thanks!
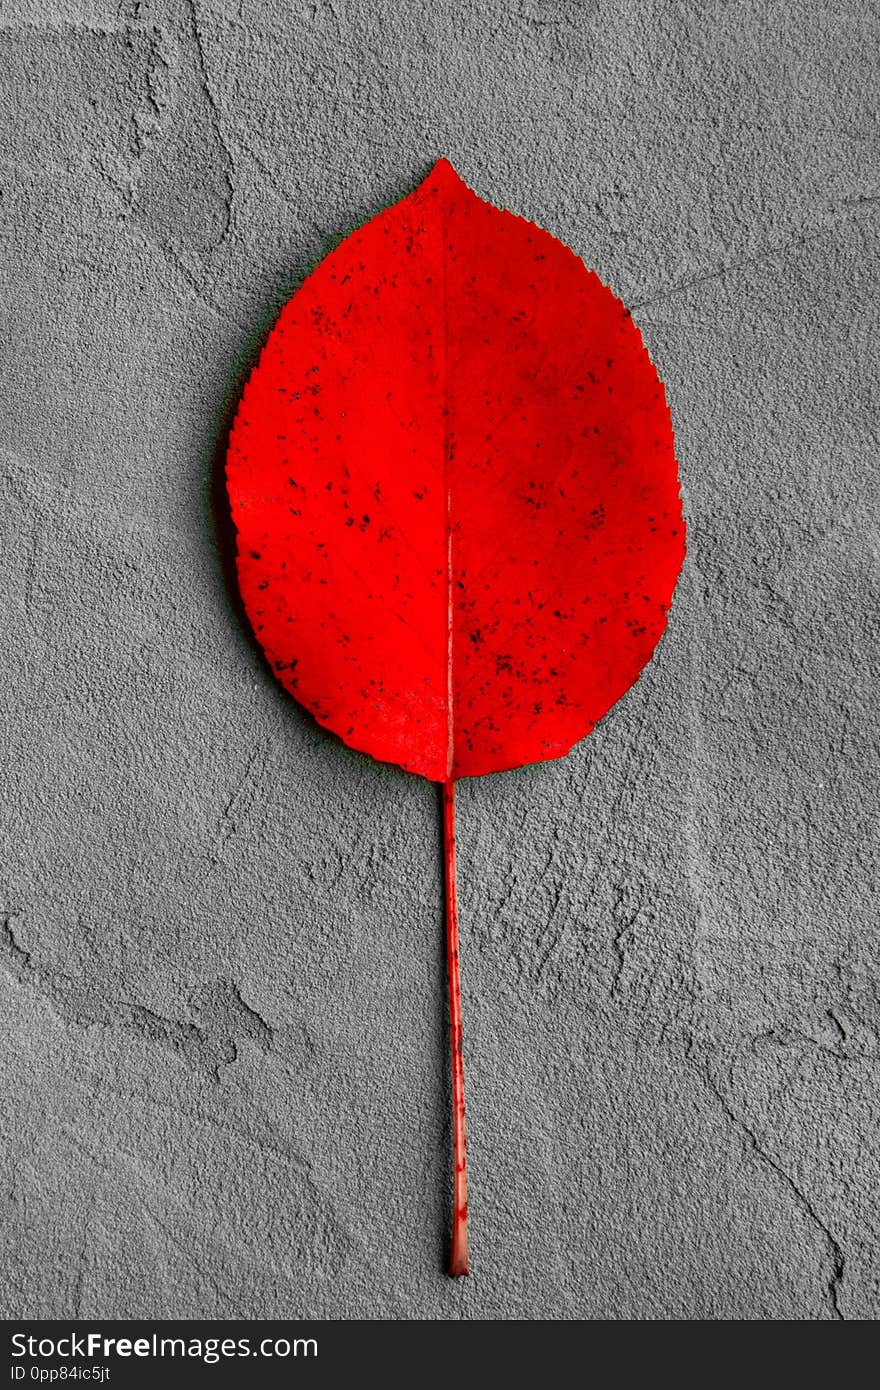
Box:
[443,778,469,1277]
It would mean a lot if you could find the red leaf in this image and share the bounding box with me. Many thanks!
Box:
[226,160,685,1278]
[227,159,684,782]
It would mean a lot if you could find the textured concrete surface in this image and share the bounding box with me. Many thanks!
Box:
[0,0,878,1321]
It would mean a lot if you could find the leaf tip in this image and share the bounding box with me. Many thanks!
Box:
[425,156,467,191]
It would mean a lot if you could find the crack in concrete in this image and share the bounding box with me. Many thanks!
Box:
[701,1057,846,1320]
[610,888,642,1000]
[210,738,270,864]
[749,1006,880,1065]
[1,913,274,1081]
[631,228,826,311]
[633,190,880,314]
[188,0,234,246]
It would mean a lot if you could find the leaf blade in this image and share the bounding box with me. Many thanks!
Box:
[227,160,684,781]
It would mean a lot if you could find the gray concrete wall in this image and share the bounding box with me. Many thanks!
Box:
[1,0,878,1320]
